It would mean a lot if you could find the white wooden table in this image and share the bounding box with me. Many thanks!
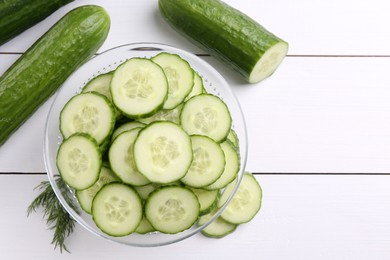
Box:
[1,0,390,259]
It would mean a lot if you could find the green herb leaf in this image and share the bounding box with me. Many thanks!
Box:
[27,177,77,253]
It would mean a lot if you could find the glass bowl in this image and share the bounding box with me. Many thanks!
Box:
[43,42,248,247]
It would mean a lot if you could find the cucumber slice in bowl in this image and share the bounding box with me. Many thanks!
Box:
[110,57,168,119]
[56,133,102,190]
[133,121,193,184]
[220,172,262,224]
[44,43,248,247]
[180,94,232,143]
[59,92,115,145]
[92,183,143,237]
[145,186,200,234]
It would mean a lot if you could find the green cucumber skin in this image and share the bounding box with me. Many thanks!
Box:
[0,0,74,45]
[159,0,287,82]
[0,5,110,146]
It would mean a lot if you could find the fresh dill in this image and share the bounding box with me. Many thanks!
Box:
[27,177,77,253]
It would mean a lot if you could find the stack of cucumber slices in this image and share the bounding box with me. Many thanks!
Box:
[56,52,262,238]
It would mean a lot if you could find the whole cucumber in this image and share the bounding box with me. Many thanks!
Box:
[0,5,110,146]
[0,0,74,45]
[159,0,288,83]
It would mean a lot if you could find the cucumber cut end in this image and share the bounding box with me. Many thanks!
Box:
[249,41,288,83]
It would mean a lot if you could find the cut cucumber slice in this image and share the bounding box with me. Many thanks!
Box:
[137,104,183,125]
[133,121,193,184]
[83,72,113,101]
[198,208,237,238]
[204,141,240,190]
[110,58,168,119]
[82,72,122,119]
[135,215,155,234]
[111,121,146,142]
[151,52,194,109]
[217,177,238,208]
[220,172,262,224]
[189,187,219,216]
[92,182,143,237]
[76,166,119,214]
[185,70,204,101]
[56,133,101,190]
[145,186,200,234]
[227,129,239,150]
[108,128,151,186]
[60,92,115,145]
[180,94,232,142]
[134,183,157,200]
[181,135,225,188]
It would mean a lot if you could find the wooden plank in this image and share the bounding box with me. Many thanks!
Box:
[0,0,389,55]
[203,56,390,173]
[1,174,389,259]
[1,55,390,173]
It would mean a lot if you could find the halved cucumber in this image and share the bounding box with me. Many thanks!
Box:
[144,185,200,234]
[133,121,193,184]
[92,182,143,237]
[108,128,151,186]
[59,92,115,145]
[56,133,101,190]
[159,0,288,83]
[220,172,262,224]
[204,141,240,190]
[181,135,225,188]
[110,57,168,118]
[76,166,119,214]
[151,52,194,109]
[180,93,232,142]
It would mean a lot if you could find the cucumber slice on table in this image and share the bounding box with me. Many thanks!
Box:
[133,121,193,184]
[145,186,200,234]
[181,135,225,188]
[180,94,232,143]
[76,166,119,214]
[60,92,115,145]
[198,208,237,238]
[56,133,102,190]
[92,183,143,237]
[151,52,194,109]
[108,128,151,186]
[110,57,168,119]
[220,172,262,224]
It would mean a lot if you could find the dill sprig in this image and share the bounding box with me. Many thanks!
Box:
[27,177,78,253]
